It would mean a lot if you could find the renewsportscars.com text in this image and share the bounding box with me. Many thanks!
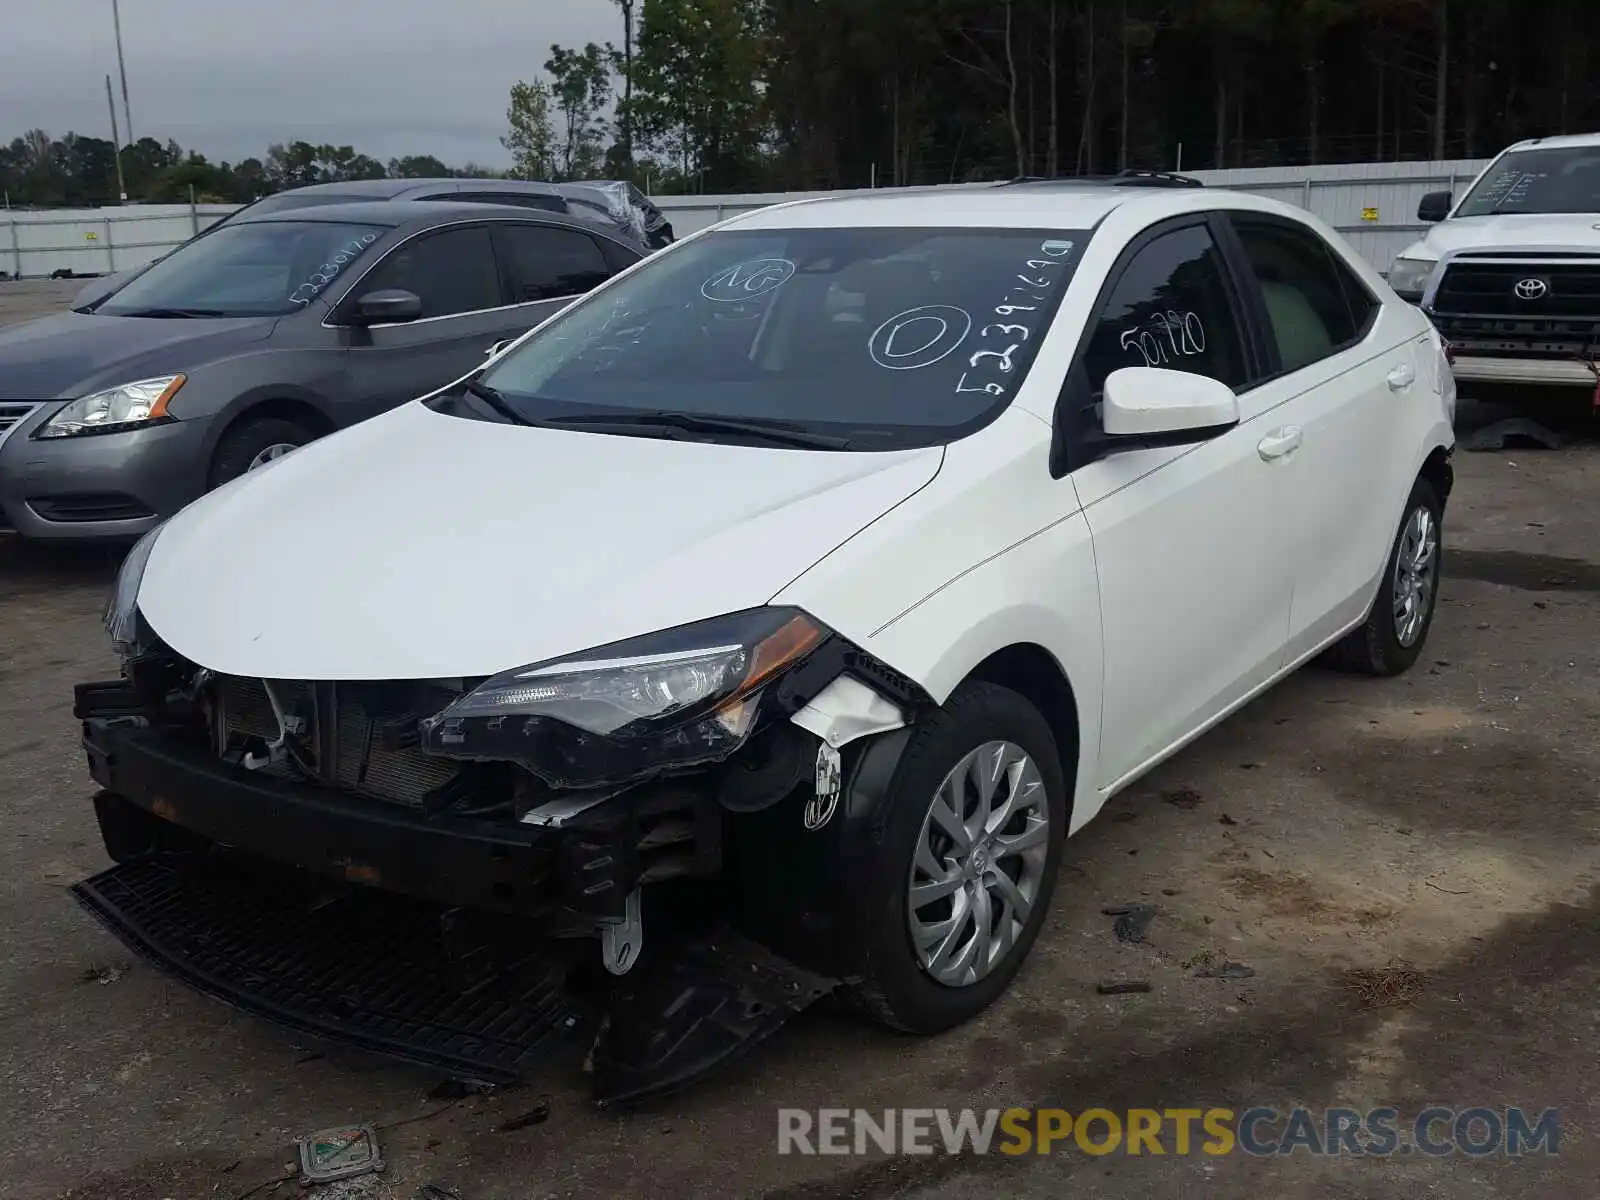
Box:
[777,1106,1560,1157]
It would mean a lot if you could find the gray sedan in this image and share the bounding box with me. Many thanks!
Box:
[0,201,643,540]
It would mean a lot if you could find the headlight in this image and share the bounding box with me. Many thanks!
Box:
[104,521,165,651]
[1387,257,1437,302]
[36,374,186,439]
[420,607,827,787]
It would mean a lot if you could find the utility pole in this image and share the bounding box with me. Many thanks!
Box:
[112,0,135,148]
[106,75,129,201]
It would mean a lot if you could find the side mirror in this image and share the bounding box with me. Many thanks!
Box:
[485,339,511,360]
[1099,367,1240,451]
[353,288,423,325]
[1417,191,1452,223]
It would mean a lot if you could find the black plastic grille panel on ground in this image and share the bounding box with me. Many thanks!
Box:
[72,854,586,1082]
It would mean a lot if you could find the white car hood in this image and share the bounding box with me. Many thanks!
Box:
[1407,212,1600,259]
[139,402,942,680]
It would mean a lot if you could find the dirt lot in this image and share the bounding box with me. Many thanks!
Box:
[0,277,82,327]
[2,278,1598,1198]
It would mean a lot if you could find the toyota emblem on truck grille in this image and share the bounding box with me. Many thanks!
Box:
[1514,278,1549,300]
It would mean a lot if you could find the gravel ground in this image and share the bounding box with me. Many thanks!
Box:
[2,278,1598,1198]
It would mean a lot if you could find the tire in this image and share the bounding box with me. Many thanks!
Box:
[208,417,318,489]
[848,681,1068,1034]
[1329,477,1443,676]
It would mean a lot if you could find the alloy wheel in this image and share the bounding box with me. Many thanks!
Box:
[1392,505,1438,648]
[907,740,1051,987]
[246,442,299,472]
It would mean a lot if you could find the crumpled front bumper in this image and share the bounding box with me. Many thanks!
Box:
[74,717,837,1105]
[81,716,560,915]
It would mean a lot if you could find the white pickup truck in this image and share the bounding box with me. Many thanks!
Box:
[1390,133,1600,393]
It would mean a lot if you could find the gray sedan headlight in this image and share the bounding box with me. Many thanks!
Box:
[419,607,827,787]
[104,522,165,651]
[37,374,186,439]
[1387,257,1437,302]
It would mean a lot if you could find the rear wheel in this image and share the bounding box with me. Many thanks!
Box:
[208,417,318,489]
[1330,477,1443,675]
[848,682,1067,1034]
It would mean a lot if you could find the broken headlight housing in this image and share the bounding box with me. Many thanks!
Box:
[104,521,165,654]
[419,607,826,788]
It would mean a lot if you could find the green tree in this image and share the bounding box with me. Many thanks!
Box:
[502,79,559,180]
[630,0,766,190]
[613,0,638,174]
[265,140,322,188]
[546,42,614,179]
[388,154,452,178]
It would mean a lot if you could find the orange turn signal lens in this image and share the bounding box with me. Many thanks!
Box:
[147,373,187,420]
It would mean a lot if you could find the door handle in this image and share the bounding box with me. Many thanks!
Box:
[1257,426,1303,461]
[1386,363,1416,391]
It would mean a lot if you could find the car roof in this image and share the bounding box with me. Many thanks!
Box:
[230,199,616,234]
[271,177,564,200]
[722,181,1300,232]
[1501,132,1600,153]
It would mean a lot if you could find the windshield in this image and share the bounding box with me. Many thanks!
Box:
[1456,147,1600,217]
[98,220,387,318]
[476,226,1090,448]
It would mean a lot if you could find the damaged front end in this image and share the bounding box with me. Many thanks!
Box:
[73,585,930,1105]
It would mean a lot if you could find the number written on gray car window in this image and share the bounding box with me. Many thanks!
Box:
[289,232,381,307]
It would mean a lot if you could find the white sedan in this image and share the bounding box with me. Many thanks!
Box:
[91,178,1454,1059]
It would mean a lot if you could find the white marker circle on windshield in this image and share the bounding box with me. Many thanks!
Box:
[701,258,796,302]
[868,306,974,370]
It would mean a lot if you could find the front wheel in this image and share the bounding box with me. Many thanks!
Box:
[849,682,1067,1034]
[1330,477,1443,675]
[208,417,319,490]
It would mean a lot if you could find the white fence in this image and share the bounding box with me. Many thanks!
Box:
[3,158,1492,281]
[649,158,1493,275]
[2,203,235,278]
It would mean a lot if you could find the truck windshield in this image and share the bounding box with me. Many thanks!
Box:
[1456,147,1600,217]
[97,220,386,318]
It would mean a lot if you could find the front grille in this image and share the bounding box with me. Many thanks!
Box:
[27,492,156,523]
[214,675,461,808]
[0,402,41,450]
[1431,260,1600,319]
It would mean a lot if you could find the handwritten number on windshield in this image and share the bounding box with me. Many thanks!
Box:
[952,237,1076,399]
[288,232,379,307]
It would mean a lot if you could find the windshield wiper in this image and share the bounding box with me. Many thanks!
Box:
[542,410,853,450]
[461,377,536,426]
[111,307,231,318]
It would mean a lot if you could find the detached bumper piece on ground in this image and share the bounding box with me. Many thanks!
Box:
[71,675,843,1107]
[73,839,835,1106]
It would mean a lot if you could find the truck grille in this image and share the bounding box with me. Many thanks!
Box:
[0,402,41,450]
[214,675,461,808]
[1431,260,1600,319]
[1430,314,1600,360]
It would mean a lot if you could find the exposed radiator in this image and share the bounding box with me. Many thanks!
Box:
[214,675,460,808]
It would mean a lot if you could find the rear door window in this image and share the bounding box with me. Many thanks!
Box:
[497,224,613,302]
[456,191,567,214]
[1231,217,1374,371]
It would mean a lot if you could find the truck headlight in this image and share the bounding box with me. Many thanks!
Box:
[104,521,165,651]
[36,375,185,439]
[1388,257,1437,303]
[420,608,826,787]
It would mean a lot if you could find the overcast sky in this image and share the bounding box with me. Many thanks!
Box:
[1,0,621,167]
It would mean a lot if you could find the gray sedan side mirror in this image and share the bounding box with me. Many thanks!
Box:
[354,289,423,325]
